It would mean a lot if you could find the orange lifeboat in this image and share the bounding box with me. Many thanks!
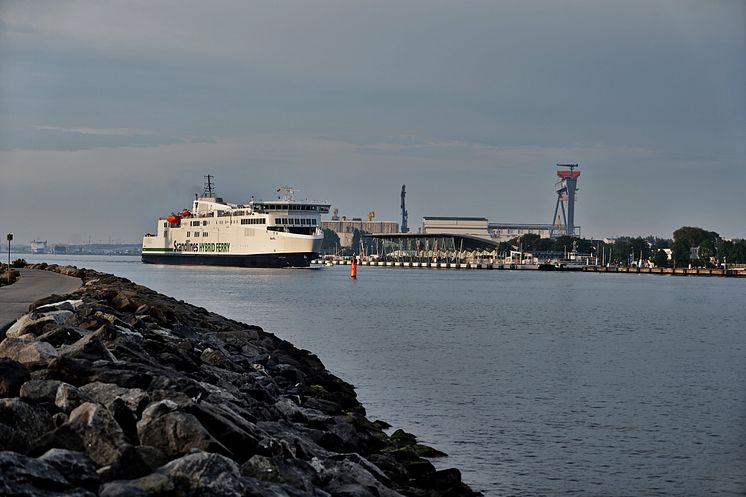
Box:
[181,209,191,218]
[167,214,181,225]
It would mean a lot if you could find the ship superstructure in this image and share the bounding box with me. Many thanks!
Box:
[142,177,330,268]
[30,240,48,254]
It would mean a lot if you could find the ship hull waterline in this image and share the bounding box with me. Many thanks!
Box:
[141,252,317,268]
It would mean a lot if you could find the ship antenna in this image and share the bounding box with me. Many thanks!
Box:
[203,175,215,198]
[277,186,296,201]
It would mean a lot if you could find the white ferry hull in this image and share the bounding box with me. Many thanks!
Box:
[142,251,317,268]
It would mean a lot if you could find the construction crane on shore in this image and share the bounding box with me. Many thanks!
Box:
[551,164,581,238]
[400,185,409,233]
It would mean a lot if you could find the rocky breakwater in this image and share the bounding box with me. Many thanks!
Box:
[0,264,480,497]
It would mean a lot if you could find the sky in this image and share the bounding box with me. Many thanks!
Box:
[1,0,744,244]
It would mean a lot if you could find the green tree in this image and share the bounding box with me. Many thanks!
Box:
[672,238,691,267]
[518,233,541,251]
[673,226,720,247]
[629,237,652,263]
[497,241,515,256]
[698,238,716,266]
[652,249,669,268]
[349,229,362,255]
[611,238,634,265]
[321,229,340,254]
[651,238,672,250]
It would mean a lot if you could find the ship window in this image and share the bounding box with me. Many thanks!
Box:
[202,221,207,226]
[187,231,191,237]
[312,219,317,226]
[194,232,199,237]
[203,232,208,237]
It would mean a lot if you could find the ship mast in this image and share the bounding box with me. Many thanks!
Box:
[203,175,215,198]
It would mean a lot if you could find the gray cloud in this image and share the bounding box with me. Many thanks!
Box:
[1,0,744,242]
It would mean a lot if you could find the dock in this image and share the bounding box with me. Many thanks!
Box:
[313,259,745,277]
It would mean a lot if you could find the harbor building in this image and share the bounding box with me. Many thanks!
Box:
[421,217,491,240]
[322,219,399,247]
[487,223,555,243]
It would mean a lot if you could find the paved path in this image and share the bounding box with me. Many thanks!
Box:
[0,269,82,331]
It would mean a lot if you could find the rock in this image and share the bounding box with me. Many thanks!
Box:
[160,451,247,497]
[4,314,56,338]
[0,398,54,453]
[29,294,77,312]
[39,448,100,491]
[61,331,117,362]
[19,379,62,405]
[100,472,174,497]
[0,359,30,397]
[0,337,58,364]
[35,299,84,313]
[0,450,94,497]
[36,326,87,348]
[241,454,318,490]
[79,382,149,416]
[110,398,139,445]
[55,383,92,413]
[184,401,259,462]
[66,402,130,466]
[99,483,150,497]
[111,292,140,312]
[311,456,404,497]
[137,400,232,458]
[201,347,240,371]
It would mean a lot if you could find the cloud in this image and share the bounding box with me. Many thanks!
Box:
[32,125,157,137]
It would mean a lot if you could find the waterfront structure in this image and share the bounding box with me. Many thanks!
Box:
[487,223,554,243]
[400,185,409,233]
[142,177,330,268]
[322,219,399,247]
[366,232,498,265]
[421,217,491,240]
[551,164,581,238]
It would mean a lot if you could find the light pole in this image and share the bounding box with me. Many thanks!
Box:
[6,233,12,284]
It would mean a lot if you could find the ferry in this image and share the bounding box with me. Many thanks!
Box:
[142,176,330,268]
[30,240,48,254]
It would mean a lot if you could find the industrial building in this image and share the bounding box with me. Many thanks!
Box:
[421,217,491,239]
[322,219,399,247]
[487,223,555,243]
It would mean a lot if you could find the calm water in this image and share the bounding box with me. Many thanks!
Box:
[22,255,746,496]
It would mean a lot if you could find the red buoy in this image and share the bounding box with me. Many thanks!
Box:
[351,254,357,279]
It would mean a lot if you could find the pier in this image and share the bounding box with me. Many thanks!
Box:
[582,266,744,277]
[313,259,745,277]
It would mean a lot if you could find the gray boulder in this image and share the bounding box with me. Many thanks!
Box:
[0,338,58,364]
[5,314,56,338]
[55,383,92,413]
[0,398,53,452]
[61,332,117,362]
[39,448,100,491]
[80,381,149,416]
[0,359,30,398]
[136,400,232,458]
[19,379,61,405]
[0,450,95,497]
[160,451,246,497]
[66,402,130,466]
